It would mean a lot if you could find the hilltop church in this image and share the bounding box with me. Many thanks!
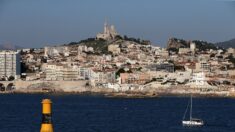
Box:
[96,21,118,40]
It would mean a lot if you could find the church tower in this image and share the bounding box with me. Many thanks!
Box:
[96,19,118,40]
[104,19,108,34]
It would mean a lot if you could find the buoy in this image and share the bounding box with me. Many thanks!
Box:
[40,99,53,132]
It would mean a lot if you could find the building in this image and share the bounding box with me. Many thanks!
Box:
[190,42,196,54]
[146,64,158,71]
[90,69,116,86]
[78,45,88,53]
[228,69,235,78]
[120,72,151,85]
[195,61,211,72]
[45,64,63,81]
[79,67,91,80]
[227,48,235,55]
[188,72,214,88]
[108,44,120,55]
[179,48,190,54]
[63,66,80,81]
[44,46,69,57]
[156,62,175,73]
[158,49,169,57]
[44,64,80,81]
[96,21,118,40]
[0,50,21,80]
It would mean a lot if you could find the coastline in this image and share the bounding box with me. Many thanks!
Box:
[2,89,235,99]
[1,80,235,98]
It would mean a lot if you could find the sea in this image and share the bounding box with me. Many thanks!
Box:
[0,94,234,132]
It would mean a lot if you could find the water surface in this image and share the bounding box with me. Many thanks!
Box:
[0,94,234,132]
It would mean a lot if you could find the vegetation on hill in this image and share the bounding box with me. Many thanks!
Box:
[226,54,235,65]
[116,68,132,78]
[166,38,188,50]
[192,40,218,51]
[65,35,151,54]
[167,37,220,52]
[172,38,188,47]
[168,47,179,53]
[123,35,150,45]
[82,38,110,54]
[66,38,109,54]
[216,38,235,49]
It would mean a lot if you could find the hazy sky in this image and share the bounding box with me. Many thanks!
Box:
[0,0,235,48]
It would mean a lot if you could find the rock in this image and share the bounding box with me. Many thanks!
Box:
[166,38,189,50]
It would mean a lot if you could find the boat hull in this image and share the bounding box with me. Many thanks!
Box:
[182,121,204,126]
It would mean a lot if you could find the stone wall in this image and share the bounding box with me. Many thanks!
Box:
[0,80,88,92]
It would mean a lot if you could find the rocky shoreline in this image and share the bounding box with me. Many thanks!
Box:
[1,89,235,98]
[1,80,235,98]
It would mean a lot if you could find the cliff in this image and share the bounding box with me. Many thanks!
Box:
[166,38,189,49]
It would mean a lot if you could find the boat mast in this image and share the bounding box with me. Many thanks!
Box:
[190,95,192,121]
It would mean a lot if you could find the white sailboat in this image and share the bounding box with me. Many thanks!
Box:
[182,95,204,126]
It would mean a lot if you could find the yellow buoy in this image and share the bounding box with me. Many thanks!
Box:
[40,99,53,132]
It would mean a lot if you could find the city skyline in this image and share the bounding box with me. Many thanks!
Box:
[0,0,235,48]
[0,1,235,131]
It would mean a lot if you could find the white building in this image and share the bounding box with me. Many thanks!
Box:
[108,44,120,55]
[190,42,196,54]
[227,48,235,55]
[192,72,207,86]
[179,48,190,54]
[44,64,79,81]
[0,50,21,80]
[187,72,214,88]
[78,67,91,80]
[44,46,69,57]
[90,69,116,86]
[78,45,88,53]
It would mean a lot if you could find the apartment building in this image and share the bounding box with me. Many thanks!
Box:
[0,50,21,79]
[90,69,116,86]
[45,63,79,81]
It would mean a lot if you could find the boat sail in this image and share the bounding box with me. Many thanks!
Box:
[182,95,204,126]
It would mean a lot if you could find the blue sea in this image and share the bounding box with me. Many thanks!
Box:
[0,94,234,132]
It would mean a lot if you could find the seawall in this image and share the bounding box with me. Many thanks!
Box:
[0,80,88,92]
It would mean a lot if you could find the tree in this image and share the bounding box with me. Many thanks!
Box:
[0,77,6,81]
[124,35,128,40]
[226,55,235,65]
[115,35,123,40]
[210,53,216,58]
[8,76,15,81]
[168,48,179,53]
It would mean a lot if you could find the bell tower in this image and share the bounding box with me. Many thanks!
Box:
[104,18,108,34]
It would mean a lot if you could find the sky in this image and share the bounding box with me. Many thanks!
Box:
[0,0,235,48]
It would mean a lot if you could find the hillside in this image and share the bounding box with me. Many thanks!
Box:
[166,38,189,49]
[0,44,23,50]
[167,38,219,51]
[66,36,151,54]
[66,38,114,54]
[216,38,235,49]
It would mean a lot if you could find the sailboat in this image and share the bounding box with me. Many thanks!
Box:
[182,95,204,126]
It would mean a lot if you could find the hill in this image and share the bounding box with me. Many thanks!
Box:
[167,37,219,52]
[0,44,23,50]
[66,35,151,54]
[216,38,235,49]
